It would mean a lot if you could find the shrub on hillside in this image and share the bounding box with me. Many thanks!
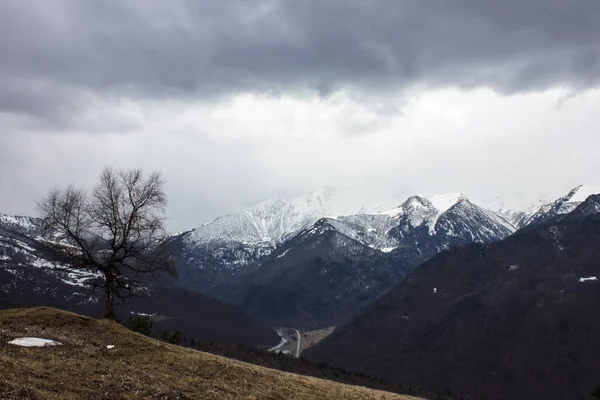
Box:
[122,316,153,336]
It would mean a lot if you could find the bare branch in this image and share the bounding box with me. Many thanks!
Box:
[37,167,173,319]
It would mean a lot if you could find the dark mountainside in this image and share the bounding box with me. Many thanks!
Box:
[306,195,600,400]
[169,231,275,292]
[0,218,279,347]
[207,219,411,329]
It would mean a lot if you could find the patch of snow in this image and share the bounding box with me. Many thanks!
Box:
[381,247,397,253]
[8,337,62,347]
[31,257,55,269]
[277,248,291,258]
[106,345,115,349]
[509,264,519,271]
[130,312,156,317]
[432,287,438,294]
[579,276,597,283]
[62,270,99,288]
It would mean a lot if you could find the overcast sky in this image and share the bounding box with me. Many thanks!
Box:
[1,0,599,231]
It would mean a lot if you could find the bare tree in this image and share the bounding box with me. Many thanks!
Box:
[38,167,174,319]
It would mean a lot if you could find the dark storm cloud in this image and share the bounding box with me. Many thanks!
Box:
[1,0,599,125]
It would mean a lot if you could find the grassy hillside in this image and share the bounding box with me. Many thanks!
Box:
[0,307,422,400]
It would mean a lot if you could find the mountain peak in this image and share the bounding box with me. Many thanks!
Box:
[400,195,436,211]
[523,184,600,227]
[381,192,464,218]
[568,184,600,203]
[189,187,353,244]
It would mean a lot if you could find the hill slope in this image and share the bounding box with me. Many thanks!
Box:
[306,195,600,400]
[0,307,420,400]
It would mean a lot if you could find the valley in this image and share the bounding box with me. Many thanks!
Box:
[271,326,335,357]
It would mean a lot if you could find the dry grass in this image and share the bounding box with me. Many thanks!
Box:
[0,307,423,400]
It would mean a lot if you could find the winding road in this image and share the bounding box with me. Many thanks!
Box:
[270,328,302,358]
[294,329,301,358]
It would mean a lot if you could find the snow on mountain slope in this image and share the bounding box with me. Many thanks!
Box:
[170,186,557,296]
[172,188,366,290]
[434,199,515,243]
[183,188,508,251]
[0,214,101,290]
[184,189,511,254]
[208,195,516,328]
[379,193,463,217]
[327,194,465,251]
[303,195,514,253]
[0,214,40,235]
[173,190,470,290]
[477,192,551,228]
[525,185,600,226]
[186,187,359,245]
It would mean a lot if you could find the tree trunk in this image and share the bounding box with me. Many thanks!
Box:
[104,270,116,320]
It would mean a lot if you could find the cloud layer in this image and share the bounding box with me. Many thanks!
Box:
[1,0,599,125]
[1,0,600,231]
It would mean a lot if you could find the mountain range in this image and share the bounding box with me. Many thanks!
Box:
[4,184,597,333]
[170,184,598,328]
[2,183,600,398]
[305,193,600,400]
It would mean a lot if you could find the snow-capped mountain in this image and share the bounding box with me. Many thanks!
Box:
[185,187,358,245]
[524,185,600,226]
[324,193,513,253]
[170,187,365,290]
[182,190,467,249]
[172,189,518,293]
[4,184,599,330]
[305,194,600,400]
[205,194,518,328]
[207,217,410,328]
[479,192,551,228]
